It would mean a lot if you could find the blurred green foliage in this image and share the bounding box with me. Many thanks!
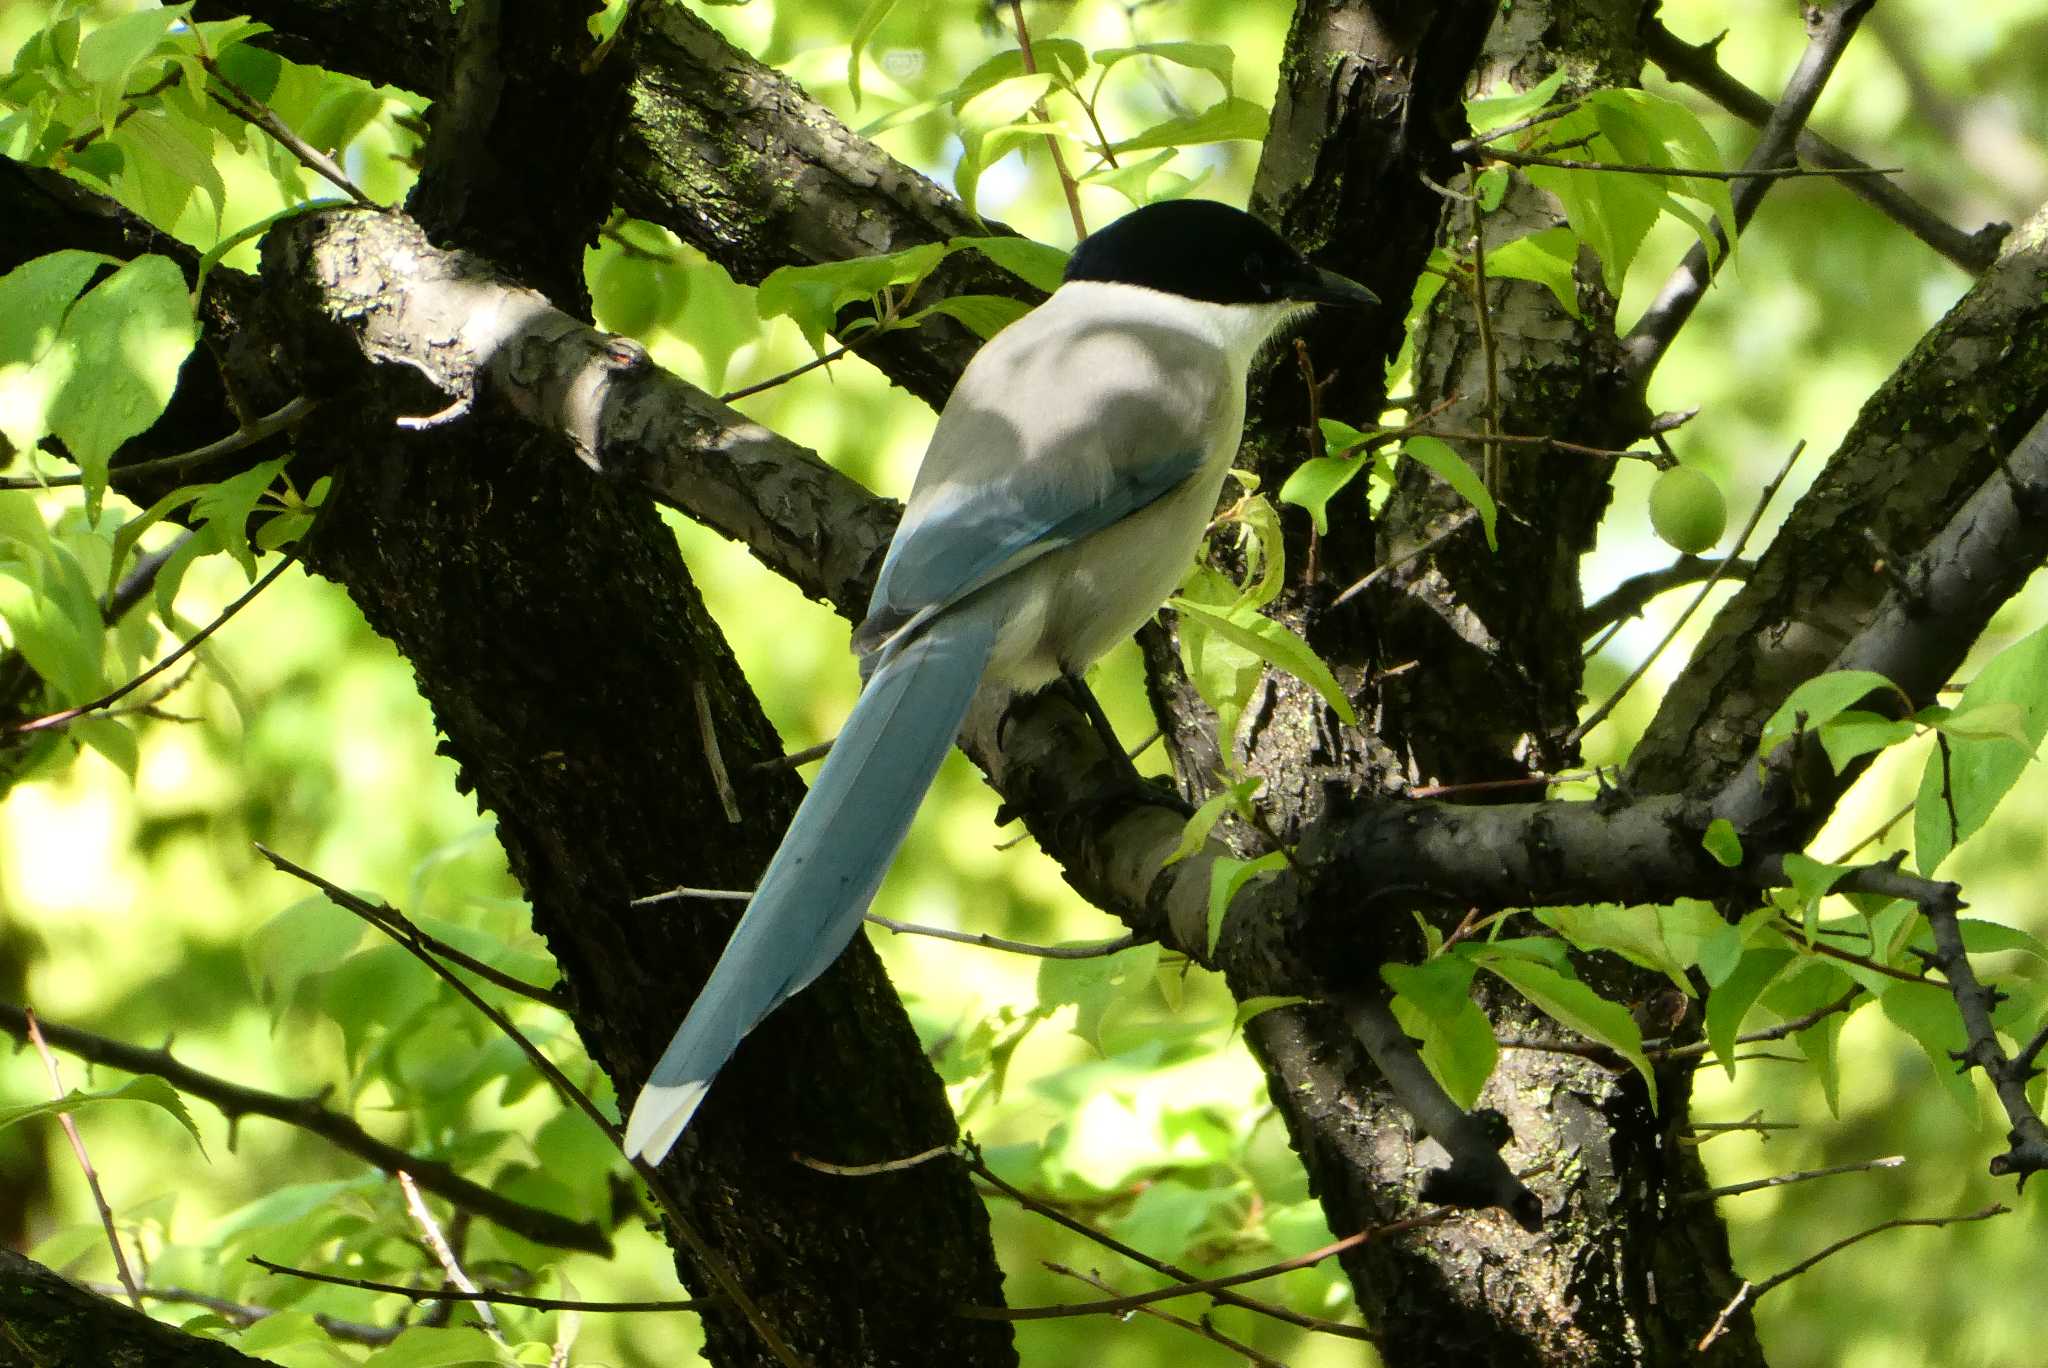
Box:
[2,0,2047,1365]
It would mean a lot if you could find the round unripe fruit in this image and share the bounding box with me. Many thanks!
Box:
[1648,465,1726,555]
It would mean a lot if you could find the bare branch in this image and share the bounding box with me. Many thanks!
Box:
[1645,19,2008,273]
[0,1001,611,1255]
[246,1256,704,1314]
[1623,2,1878,386]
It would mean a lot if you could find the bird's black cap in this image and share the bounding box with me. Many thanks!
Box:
[1063,199,1377,309]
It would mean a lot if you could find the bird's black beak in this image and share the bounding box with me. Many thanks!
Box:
[1297,265,1379,309]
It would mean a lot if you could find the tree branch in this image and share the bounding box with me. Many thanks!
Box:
[1623,1,1877,386]
[0,1002,611,1256]
[1644,18,2009,273]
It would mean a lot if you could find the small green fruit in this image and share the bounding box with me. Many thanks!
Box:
[1648,465,1726,555]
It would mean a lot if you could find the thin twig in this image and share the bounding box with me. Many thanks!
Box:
[1046,1262,1289,1368]
[717,346,854,405]
[693,681,743,824]
[1467,146,1899,181]
[201,57,374,204]
[1450,99,1585,152]
[1653,989,1862,1061]
[24,1010,141,1309]
[248,1256,702,1313]
[1569,442,1802,746]
[751,737,834,772]
[99,1282,400,1346]
[0,1001,608,1254]
[631,884,752,906]
[1332,510,1479,608]
[255,846,615,1141]
[399,1172,505,1343]
[1581,556,1754,638]
[1466,197,1504,496]
[4,554,298,737]
[253,847,801,1364]
[960,1209,1450,1322]
[793,1144,955,1176]
[1008,1,1087,241]
[0,396,320,491]
[1697,1204,2007,1350]
[1823,798,1917,864]
[1681,1114,1800,1145]
[865,914,1140,959]
[1679,1154,1903,1204]
[969,1150,1375,1342]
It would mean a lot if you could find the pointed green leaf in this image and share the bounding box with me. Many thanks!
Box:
[1401,436,1497,549]
[1108,97,1268,154]
[1169,597,1358,725]
[1702,818,1743,868]
[1207,851,1288,956]
[1473,953,1654,1102]
[1483,228,1581,318]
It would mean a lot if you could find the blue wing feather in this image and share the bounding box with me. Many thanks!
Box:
[622,604,999,1163]
[855,446,1202,661]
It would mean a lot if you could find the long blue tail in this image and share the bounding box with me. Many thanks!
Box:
[623,608,998,1163]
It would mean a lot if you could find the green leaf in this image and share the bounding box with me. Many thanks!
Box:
[1916,624,2048,873]
[74,715,138,777]
[756,242,951,354]
[0,252,111,472]
[1587,88,1737,262]
[1173,566,1262,746]
[958,72,1055,132]
[1169,597,1358,725]
[950,234,1069,293]
[844,0,899,107]
[1880,980,1978,1115]
[191,456,290,580]
[1279,444,1372,536]
[361,1326,508,1368]
[1532,899,1723,993]
[0,1074,204,1156]
[1036,942,1161,1055]
[1522,144,1663,294]
[1463,69,1568,139]
[1704,944,1794,1076]
[45,255,199,517]
[1757,669,1903,764]
[910,293,1031,339]
[1472,952,1654,1102]
[1383,957,1497,1109]
[1778,852,1851,942]
[1108,96,1269,155]
[1817,708,1920,772]
[1163,776,1262,866]
[1701,818,1743,868]
[75,5,183,134]
[1483,227,1581,318]
[1229,491,1286,610]
[1207,851,1287,956]
[1232,995,1313,1031]
[949,43,1089,107]
[1932,700,2030,747]
[247,895,365,1019]
[113,108,225,235]
[1092,41,1234,93]
[1400,436,1497,549]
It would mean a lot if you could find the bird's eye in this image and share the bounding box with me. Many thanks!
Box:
[1243,253,1277,298]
